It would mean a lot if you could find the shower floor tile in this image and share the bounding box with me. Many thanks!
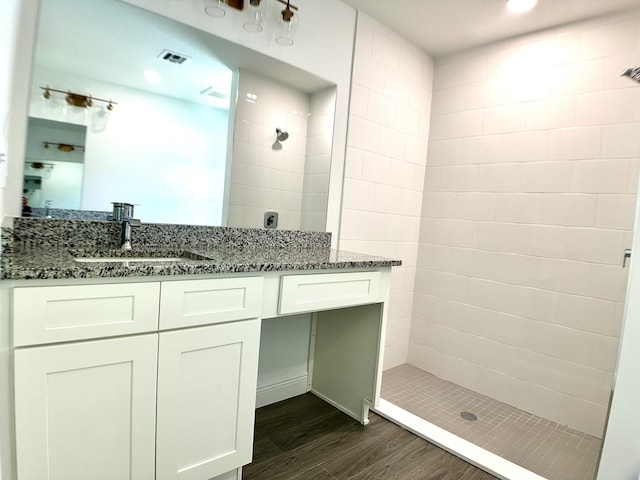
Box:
[381,364,602,480]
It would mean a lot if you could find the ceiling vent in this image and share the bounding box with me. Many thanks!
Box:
[158,49,191,65]
[200,86,229,99]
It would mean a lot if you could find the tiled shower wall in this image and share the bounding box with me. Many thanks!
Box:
[229,70,309,230]
[409,11,640,437]
[338,13,434,368]
[301,88,335,232]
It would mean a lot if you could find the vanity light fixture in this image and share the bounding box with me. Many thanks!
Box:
[205,0,299,46]
[42,141,86,153]
[506,0,538,14]
[41,86,117,111]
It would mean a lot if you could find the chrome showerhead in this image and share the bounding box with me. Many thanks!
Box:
[276,128,289,142]
[621,66,640,83]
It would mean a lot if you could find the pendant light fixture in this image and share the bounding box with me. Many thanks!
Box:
[243,0,267,32]
[276,0,298,46]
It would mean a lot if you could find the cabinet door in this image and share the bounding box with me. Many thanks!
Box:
[14,335,158,480]
[156,319,261,480]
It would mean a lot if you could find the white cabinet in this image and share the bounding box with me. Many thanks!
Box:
[12,278,263,480]
[14,334,158,480]
[156,320,260,480]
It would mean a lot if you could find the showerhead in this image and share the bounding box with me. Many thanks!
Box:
[621,67,640,83]
[276,128,289,142]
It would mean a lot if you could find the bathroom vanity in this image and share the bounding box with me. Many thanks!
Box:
[0,218,400,480]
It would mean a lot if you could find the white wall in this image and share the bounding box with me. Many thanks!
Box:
[29,66,229,225]
[228,70,308,230]
[409,11,640,438]
[338,12,434,369]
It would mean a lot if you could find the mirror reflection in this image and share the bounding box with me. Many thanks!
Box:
[25,0,336,230]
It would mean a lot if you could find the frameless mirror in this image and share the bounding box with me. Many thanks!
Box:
[25,0,336,230]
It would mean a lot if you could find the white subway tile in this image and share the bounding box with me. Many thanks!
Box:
[378,125,407,160]
[422,192,457,219]
[482,310,524,346]
[467,278,512,312]
[449,247,494,279]
[536,257,591,295]
[550,60,605,96]
[367,90,397,127]
[352,55,385,93]
[589,263,629,302]
[601,123,640,158]
[406,344,440,372]
[390,160,425,191]
[425,218,476,248]
[372,31,400,70]
[405,136,429,166]
[576,90,635,126]
[478,164,522,192]
[501,131,549,163]
[356,211,387,241]
[460,135,502,164]
[556,293,623,337]
[374,183,405,214]
[565,228,625,265]
[488,251,537,287]
[430,86,466,116]
[444,109,484,139]
[526,225,567,258]
[395,104,422,137]
[476,367,524,408]
[437,354,478,391]
[568,398,607,437]
[342,178,375,211]
[519,382,570,426]
[417,244,452,272]
[548,127,602,160]
[348,115,380,152]
[482,104,529,135]
[572,159,629,193]
[526,96,576,131]
[440,165,479,192]
[458,333,503,370]
[595,194,636,230]
[424,167,441,191]
[384,69,411,105]
[465,78,507,109]
[628,159,640,193]
[427,138,461,166]
[400,188,424,217]
[428,115,446,141]
[500,346,552,385]
[496,193,543,223]
[474,222,530,254]
[541,194,597,227]
[507,285,559,323]
[578,18,639,61]
[361,151,392,185]
[444,301,487,336]
[349,83,369,118]
[455,193,497,221]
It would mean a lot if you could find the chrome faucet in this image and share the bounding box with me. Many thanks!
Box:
[114,202,140,250]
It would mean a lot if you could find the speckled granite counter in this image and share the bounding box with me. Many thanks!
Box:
[1,217,401,280]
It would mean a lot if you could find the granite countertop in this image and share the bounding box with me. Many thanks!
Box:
[1,217,401,280]
[1,246,401,280]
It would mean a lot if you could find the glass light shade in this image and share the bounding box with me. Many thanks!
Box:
[276,8,298,46]
[243,0,267,33]
[204,0,226,17]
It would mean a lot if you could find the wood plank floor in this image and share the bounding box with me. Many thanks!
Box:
[243,393,498,480]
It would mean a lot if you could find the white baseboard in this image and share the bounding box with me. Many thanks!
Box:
[256,375,308,408]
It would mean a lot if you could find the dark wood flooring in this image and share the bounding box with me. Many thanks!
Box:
[243,393,498,480]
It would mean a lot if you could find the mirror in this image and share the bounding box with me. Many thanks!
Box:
[25,0,336,230]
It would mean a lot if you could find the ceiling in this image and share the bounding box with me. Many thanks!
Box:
[340,0,640,57]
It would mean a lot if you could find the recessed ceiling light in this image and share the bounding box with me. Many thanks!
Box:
[506,0,538,14]
[144,70,163,83]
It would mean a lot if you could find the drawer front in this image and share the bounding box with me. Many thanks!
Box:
[159,277,263,330]
[13,283,161,346]
[278,271,382,315]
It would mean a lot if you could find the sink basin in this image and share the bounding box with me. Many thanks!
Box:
[70,248,212,263]
[75,256,188,263]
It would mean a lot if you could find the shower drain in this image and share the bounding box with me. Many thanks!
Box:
[460,411,478,421]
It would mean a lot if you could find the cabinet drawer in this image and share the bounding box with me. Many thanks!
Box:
[13,283,160,347]
[159,277,263,329]
[278,271,382,315]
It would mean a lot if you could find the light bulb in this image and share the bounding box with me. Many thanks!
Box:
[506,0,537,14]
